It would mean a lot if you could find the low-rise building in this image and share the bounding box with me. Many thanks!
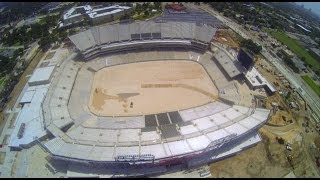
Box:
[61,5,132,28]
[259,32,268,40]
[63,5,92,25]
[310,47,320,58]
[281,48,294,57]
[88,5,132,25]
[290,101,299,109]
[28,65,55,86]
[244,67,276,95]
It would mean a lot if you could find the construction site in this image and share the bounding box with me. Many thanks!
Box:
[0,3,319,178]
[208,25,320,178]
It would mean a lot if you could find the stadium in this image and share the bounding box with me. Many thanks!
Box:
[36,19,271,177]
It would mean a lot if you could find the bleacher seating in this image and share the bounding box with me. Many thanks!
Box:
[40,19,270,172]
[69,21,217,59]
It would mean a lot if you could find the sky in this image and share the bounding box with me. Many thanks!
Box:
[296,2,320,17]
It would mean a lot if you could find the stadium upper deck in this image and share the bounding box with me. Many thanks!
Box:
[69,21,218,60]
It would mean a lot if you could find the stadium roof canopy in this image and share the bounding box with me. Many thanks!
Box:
[9,85,49,149]
[19,90,35,105]
[28,65,55,86]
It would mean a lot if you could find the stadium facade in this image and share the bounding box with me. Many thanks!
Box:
[6,10,273,175]
[33,20,272,176]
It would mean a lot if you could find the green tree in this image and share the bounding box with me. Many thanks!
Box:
[144,10,150,17]
[135,3,143,14]
[142,2,149,10]
[120,13,131,21]
[154,2,162,11]
[38,37,52,51]
[240,39,262,54]
[68,29,76,36]
[59,31,68,41]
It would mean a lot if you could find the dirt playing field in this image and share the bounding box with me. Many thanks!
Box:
[89,60,218,116]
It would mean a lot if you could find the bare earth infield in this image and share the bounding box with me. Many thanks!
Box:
[88,60,218,116]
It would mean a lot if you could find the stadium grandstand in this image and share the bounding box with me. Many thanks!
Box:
[38,19,271,175]
[68,21,217,60]
[4,15,273,177]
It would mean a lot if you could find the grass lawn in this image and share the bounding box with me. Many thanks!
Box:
[0,76,6,90]
[13,42,21,46]
[301,75,320,97]
[38,17,47,25]
[132,11,162,21]
[133,13,146,21]
[268,30,320,72]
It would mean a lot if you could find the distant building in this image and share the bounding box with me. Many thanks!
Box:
[165,3,186,11]
[243,3,255,11]
[259,32,268,40]
[88,5,132,25]
[60,5,132,28]
[237,48,254,70]
[289,101,299,109]
[259,2,273,9]
[132,2,153,7]
[310,47,320,58]
[279,48,294,58]
[291,56,307,72]
[28,66,55,86]
[250,26,259,31]
[62,5,92,26]
[296,24,311,33]
[300,36,317,48]
[237,49,276,95]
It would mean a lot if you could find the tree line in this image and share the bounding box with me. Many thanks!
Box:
[0,2,47,26]
[0,48,25,109]
[2,14,68,51]
[240,39,262,54]
[205,2,288,31]
[133,2,162,20]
